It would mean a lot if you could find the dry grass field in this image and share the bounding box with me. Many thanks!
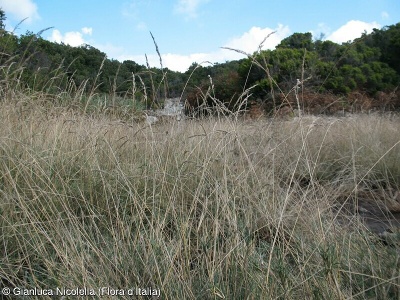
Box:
[1,93,400,298]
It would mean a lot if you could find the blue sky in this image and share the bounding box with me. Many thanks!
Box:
[1,0,399,72]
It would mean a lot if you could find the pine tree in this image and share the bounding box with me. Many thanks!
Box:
[0,8,6,30]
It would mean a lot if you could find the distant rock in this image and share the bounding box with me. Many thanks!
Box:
[156,98,184,117]
[145,115,158,125]
[143,98,184,124]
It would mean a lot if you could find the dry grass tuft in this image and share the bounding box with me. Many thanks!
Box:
[1,97,400,299]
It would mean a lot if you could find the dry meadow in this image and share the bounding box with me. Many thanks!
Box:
[1,95,399,299]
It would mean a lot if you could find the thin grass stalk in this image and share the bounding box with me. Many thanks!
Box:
[150,31,168,101]
[85,55,106,113]
[145,54,157,108]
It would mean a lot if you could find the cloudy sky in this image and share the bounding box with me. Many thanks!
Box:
[1,0,399,72]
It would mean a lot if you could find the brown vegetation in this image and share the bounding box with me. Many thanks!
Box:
[1,94,400,298]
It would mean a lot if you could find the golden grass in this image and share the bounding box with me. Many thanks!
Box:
[1,98,400,299]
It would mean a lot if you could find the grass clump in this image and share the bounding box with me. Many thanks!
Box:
[0,95,400,299]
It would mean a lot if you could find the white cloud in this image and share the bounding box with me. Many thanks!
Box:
[93,42,125,57]
[81,27,93,35]
[0,0,40,23]
[327,20,381,44]
[381,11,389,20]
[310,23,331,40]
[116,24,291,72]
[224,24,291,55]
[119,53,213,73]
[49,28,93,47]
[174,0,210,19]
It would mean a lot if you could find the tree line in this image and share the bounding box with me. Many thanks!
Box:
[1,8,399,113]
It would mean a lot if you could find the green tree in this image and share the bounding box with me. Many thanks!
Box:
[315,40,340,61]
[369,23,400,74]
[277,32,314,51]
[0,8,6,30]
